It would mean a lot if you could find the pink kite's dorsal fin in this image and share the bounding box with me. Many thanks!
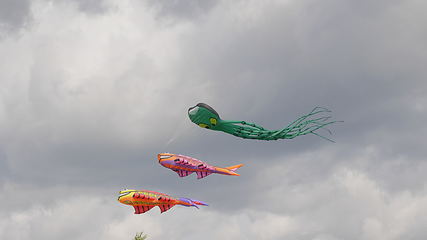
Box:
[174,170,192,177]
[158,204,175,213]
[133,205,154,214]
[196,171,212,179]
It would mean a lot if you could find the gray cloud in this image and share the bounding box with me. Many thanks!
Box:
[147,0,217,21]
[0,0,31,35]
[0,0,426,239]
[0,149,9,181]
[67,0,109,14]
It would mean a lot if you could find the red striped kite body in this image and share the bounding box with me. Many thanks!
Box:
[118,189,207,214]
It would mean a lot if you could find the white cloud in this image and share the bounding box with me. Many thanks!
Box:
[1,163,427,240]
[0,0,427,239]
[249,149,427,240]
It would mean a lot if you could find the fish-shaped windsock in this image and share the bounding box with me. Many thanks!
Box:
[158,153,243,179]
[118,189,208,214]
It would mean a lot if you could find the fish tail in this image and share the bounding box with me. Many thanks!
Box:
[178,198,208,209]
[225,164,244,171]
[215,164,244,176]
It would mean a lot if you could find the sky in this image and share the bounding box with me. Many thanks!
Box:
[0,0,426,239]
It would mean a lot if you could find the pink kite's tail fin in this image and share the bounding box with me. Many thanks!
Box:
[216,164,244,176]
[225,164,244,171]
[178,198,208,209]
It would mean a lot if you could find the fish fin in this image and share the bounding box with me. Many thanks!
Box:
[178,198,208,208]
[190,199,208,206]
[133,206,140,214]
[133,205,154,214]
[180,170,192,177]
[174,170,192,177]
[196,171,212,179]
[225,164,244,171]
[215,165,242,176]
[158,204,175,213]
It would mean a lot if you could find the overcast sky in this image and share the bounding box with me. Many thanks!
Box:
[0,0,427,239]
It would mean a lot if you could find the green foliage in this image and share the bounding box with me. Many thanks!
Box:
[134,232,148,240]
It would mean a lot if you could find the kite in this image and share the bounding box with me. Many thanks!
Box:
[158,153,243,179]
[188,103,340,141]
[118,189,208,214]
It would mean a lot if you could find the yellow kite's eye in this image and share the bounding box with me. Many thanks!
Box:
[198,123,210,129]
[209,118,217,126]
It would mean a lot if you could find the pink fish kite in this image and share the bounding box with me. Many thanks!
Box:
[158,153,243,179]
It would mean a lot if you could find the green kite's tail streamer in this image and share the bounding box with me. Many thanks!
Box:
[188,103,341,142]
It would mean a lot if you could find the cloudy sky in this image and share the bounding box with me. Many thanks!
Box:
[0,0,426,239]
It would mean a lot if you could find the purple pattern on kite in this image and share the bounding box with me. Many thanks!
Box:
[175,155,216,171]
[158,153,243,179]
[171,155,216,179]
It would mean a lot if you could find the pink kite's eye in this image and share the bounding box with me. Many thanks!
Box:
[174,159,180,162]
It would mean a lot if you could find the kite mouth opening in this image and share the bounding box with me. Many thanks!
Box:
[188,106,199,116]
[118,192,129,198]
[118,189,133,200]
[158,153,174,161]
[188,103,220,118]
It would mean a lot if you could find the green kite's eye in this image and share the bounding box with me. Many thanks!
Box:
[209,118,217,126]
[198,123,209,129]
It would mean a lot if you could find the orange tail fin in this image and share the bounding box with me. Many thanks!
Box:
[225,164,244,171]
[216,164,244,176]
